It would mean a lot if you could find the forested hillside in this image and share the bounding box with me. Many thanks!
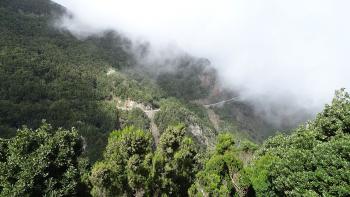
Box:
[0,0,349,196]
[1,90,349,196]
[0,0,275,161]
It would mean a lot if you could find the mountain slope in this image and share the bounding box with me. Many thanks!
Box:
[0,0,277,161]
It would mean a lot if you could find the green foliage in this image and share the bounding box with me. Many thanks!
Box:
[156,58,214,101]
[242,154,276,196]
[185,103,212,124]
[106,72,163,106]
[239,140,259,152]
[154,99,190,132]
[190,133,251,197]
[89,125,201,197]
[215,133,236,154]
[0,0,118,161]
[89,127,153,196]
[313,88,350,138]
[152,125,200,196]
[154,99,216,145]
[118,108,151,131]
[257,134,350,196]
[0,122,88,196]
[247,89,350,196]
[0,0,161,161]
[213,102,274,142]
[3,1,350,197]
[0,0,62,16]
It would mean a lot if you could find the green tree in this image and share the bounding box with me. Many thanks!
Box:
[0,122,88,196]
[312,88,350,138]
[118,108,151,131]
[152,124,199,196]
[189,133,251,197]
[154,98,216,145]
[246,89,350,196]
[89,127,153,196]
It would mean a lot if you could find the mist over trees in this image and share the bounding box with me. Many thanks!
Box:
[0,0,349,196]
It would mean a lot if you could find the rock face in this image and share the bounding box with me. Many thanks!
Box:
[188,124,208,145]
[115,97,153,111]
[106,68,117,76]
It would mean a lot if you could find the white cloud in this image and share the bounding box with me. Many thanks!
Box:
[53,0,350,118]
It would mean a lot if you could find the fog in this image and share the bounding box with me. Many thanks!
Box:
[52,0,350,124]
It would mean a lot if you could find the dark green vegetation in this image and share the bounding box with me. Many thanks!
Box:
[118,108,150,131]
[0,122,89,196]
[245,89,350,196]
[89,127,154,196]
[0,0,229,161]
[156,58,214,101]
[0,0,162,161]
[189,133,248,196]
[212,102,275,142]
[154,98,216,145]
[89,125,199,197]
[0,0,271,162]
[0,0,126,161]
[1,90,349,196]
[0,0,349,196]
[94,89,350,197]
[152,125,199,196]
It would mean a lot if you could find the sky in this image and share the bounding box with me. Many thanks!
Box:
[52,0,350,120]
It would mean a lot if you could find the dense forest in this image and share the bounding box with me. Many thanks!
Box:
[0,0,349,196]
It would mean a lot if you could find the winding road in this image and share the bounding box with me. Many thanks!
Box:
[204,97,240,107]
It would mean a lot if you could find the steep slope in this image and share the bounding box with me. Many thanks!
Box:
[0,0,137,161]
[0,0,281,161]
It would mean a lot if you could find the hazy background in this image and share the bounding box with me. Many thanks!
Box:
[52,0,350,123]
